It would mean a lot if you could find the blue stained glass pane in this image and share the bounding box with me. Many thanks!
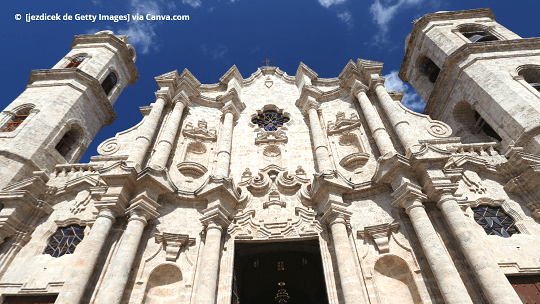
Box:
[472,206,518,238]
[44,225,85,258]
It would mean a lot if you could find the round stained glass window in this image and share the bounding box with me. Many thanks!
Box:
[472,205,518,238]
[251,110,289,131]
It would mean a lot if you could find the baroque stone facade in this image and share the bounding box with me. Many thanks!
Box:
[0,8,539,304]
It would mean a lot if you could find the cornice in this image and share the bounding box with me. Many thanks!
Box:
[399,8,495,82]
[27,68,117,126]
[71,33,139,84]
[423,37,540,117]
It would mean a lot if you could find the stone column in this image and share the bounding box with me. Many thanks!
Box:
[373,82,416,151]
[126,97,167,169]
[215,108,235,178]
[148,98,188,168]
[305,98,333,172]
[95,210,150,304]
[404,198,474,304]
[437,193,521,304]
[352,84,396,157]
[192,221,224,304]
[328,215,366,304]
[55,208,116,304]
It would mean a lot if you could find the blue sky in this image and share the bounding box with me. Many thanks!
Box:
[1,0,539,163]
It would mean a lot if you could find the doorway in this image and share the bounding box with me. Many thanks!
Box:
[233,239,329,304]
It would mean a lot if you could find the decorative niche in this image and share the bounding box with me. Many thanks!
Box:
[177,120,216,178]
[327,112,369,170]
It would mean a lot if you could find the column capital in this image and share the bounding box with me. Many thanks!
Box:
[96,207,118,222]
[423,178,459,203]
[350,80,369,97]
[200,205,232,229]
[369,76,385,91]
[172,90,192,107]
[300,97,321,116]
[125,195,160,224]
[391,182,427,212]
[320,205,352,227]
[220,102,242,121]
[154,90,172,104]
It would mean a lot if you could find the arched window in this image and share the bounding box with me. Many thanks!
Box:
[419,56,440,84]
[44,225,85,257]
[472,205,518,238]
[459,25,498,43]
[65,56,85,68]
[518,67,540,92]
[472,111,502,141]
[251,110,290,131]
[101,72,118,95]
[1,107,32,132]
[55,131,77,157]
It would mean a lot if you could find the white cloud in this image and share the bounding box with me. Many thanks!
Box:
[337,11,352,28]
[383,70,425,113]
[369,0,431,44]
[201,44,228,60]
[318,0,347,8]
[182,0,201,8]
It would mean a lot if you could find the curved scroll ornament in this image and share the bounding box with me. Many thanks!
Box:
[427,121,452,138]
[97,138,120,155]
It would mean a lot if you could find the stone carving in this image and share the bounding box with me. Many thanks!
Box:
[241,168,252,182]
[265,76,273,88]
[178,141,208,177]
[462,170,487,194]
[182,120,217,141]
[255,130,288,145]
[427,121,452,138]
[263,145,281,157]
[327,112,362,135]
[338,133,370,169]
[97,138,120,155]
[229,207,321,240]
[70,190,92,214]
[154,231,195,262]
[358,222,399,253]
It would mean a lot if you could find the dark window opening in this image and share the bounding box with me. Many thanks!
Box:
[461,31,498,42]
[65,56,85,68]
[55,131,76,157]
[472,112,502,141]
[472,205,518,238]
[3,295,58,304]
[420,57,440,84]
[519,68,540,92]
[101,72,118,95]
[277,261,284,271]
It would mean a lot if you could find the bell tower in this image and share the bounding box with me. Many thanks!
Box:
[0,30,139,188]
[399,8,540,154]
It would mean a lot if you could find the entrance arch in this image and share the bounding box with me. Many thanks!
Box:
[233,239,329,304]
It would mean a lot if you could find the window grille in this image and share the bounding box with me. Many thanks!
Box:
[251,110,290,131]
[472,205,518,238]
[472,111,502,141]
[44,225,85,258]
[461,31,498,43]
[65,56,85,68]
[1,114,28,132]
[101,72,118,95]
[55,131,76,157]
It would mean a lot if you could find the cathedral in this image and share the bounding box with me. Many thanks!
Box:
[0,7,539,304]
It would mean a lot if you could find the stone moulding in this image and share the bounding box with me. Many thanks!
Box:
[358,222,400,253]
[177,161,208,178]
[339,152,370,169]
[154,231,195,262]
